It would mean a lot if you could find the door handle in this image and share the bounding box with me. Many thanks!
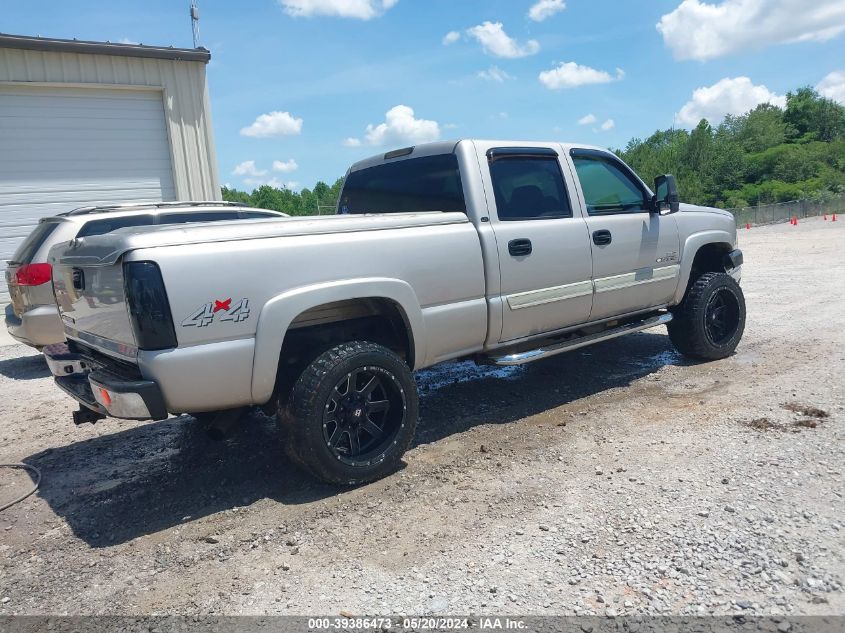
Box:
[592,230,612,246]
[508,238,533,257]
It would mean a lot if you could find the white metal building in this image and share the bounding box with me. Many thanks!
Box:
[0,33,221,301]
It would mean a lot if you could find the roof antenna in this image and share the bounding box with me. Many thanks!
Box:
[190,0,200,48]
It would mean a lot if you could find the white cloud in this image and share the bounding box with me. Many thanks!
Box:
[343,137,362,147]
[677,76,786,126]
[477,66,514,83]
[245,176,282,188]
[233,161,300,189]
[118,37,139,45]
[600,119,615,131]
[364,105,440,146]
[817,70,845,104]
[539,62,624,90]
[272,159,299,173]
[528,0,566,22]
[232,160,267,177]
[442,30,461,45]
[578,113,597,125]
[657,0,845,61]
[240,111,303,138]
[466,22,540,58]
[242,176,300,190]
[279,0,398,20]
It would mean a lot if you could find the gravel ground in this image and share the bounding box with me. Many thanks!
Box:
[0,217,842,617]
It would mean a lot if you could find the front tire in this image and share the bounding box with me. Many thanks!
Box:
[280,341,418,485]
[668,272,746,361]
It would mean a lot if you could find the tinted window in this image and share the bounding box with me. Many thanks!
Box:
[75,215,156,238]
[240,211,280,219]
[573,156,647,214]
[158,211,241,224]
[339,154,466,214]
[12,221,61,263]
[489,157,571,221]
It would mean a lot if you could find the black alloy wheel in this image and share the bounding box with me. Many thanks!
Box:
[703,286,742,346]
[323,366,405,465]
[280,341,419,485]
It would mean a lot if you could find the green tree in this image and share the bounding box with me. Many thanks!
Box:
[784,87,845,142]
[736,104,788,153]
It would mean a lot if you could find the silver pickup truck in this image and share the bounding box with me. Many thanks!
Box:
[45,140,745,484]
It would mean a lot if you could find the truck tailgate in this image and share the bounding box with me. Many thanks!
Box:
[52,260,137,356]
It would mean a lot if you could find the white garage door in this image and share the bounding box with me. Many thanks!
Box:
[0,85,176,302]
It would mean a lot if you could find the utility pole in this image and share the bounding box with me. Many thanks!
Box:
[190,1,200,48]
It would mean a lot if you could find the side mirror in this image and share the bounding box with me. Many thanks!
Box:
[653,175,680,214]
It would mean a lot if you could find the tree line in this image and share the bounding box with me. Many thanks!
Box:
[619,87,845,209]
[222,178,345,217]
[223,85,845,213]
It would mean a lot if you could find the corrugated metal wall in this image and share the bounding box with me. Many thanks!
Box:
[0,47,221,202]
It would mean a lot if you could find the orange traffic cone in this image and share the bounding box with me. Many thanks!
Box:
[790,217,795,225]
[833,213,838,222]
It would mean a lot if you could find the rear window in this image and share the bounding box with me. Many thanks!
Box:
[75,215,156,238]
[339,154,466,214]
[11,221,61,263]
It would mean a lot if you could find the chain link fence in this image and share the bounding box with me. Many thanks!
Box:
[727,195,845,227]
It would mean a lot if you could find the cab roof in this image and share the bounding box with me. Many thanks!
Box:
[348,139,613,173]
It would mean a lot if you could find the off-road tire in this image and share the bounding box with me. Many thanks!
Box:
[280,341,418,485]
[668,272,746,360]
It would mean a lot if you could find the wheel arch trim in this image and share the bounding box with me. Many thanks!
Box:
[673,231,735,305]
[250,278,426,404]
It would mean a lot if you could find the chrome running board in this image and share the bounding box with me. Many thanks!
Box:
[489,313,673,366]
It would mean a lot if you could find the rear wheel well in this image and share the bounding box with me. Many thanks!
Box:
[268,298,413,412]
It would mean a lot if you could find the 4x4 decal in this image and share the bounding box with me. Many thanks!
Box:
[182,298,250,327]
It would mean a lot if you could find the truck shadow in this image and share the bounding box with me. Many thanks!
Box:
[23,331,685,547]
[0,352,50,380]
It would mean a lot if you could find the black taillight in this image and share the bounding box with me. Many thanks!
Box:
[123,261,177,350]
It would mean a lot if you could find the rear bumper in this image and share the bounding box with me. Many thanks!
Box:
[5,303,65,348]
[44,343,167,421]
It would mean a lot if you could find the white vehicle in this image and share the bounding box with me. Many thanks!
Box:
[45,141,745,484]
[5,201,284,347]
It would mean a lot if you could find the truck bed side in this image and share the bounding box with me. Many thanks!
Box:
[53,213,488,412]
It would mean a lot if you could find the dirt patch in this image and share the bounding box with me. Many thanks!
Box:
[745,417,782,432]
[795,419,820,429]
[783,402,830,418]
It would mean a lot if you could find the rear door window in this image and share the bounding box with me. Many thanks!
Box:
[488,151,572,221]
[157,211,242,224]
[339,154,466,214]
[75,215,156,238]
[239,211,281,219]
[11,221,61,263]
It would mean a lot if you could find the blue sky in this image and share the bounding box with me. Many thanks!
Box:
[5,0,845,191]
